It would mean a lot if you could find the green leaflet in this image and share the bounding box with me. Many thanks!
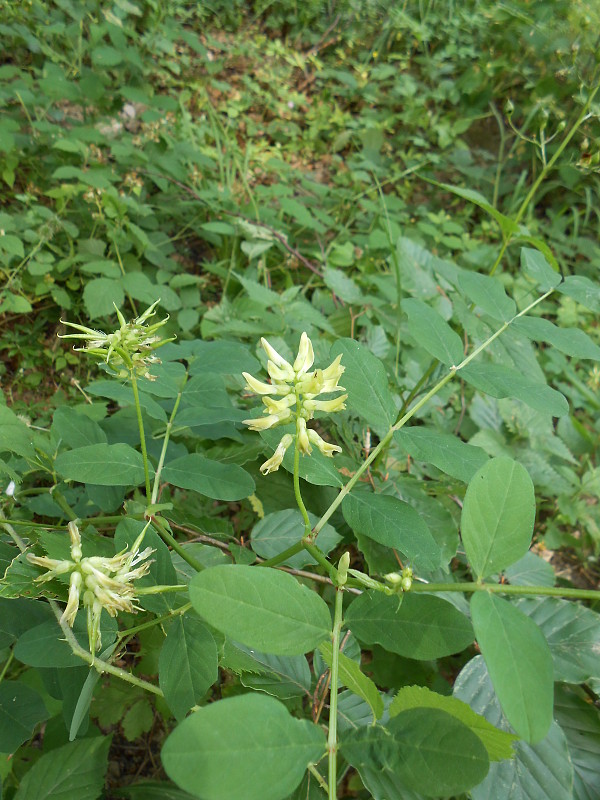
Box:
[389,684,516,761]
[345,591,473,659]
[330,338,395,436]
[343,707,489,797]
[461,457,535,579]
[162,694,326,800]
[343,490,443,572]
[470,593,554,744]
[189,565,331,655]
[162,453,255,500]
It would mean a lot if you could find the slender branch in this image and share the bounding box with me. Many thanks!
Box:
[410,582,600,602]
[259,540,306,568]
[48,600,163,696]
[314,288,556,536]
[151,378,186,505]
[130,374,152,500]
[152,516,205,573]
[50,488,78,521]
[328,572,346,800]
[308,763,330,794]
[117,602,192,641]
[293,435,312,535]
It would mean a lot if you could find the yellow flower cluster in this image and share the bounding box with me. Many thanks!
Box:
[243,333,346,474]
[28,522,154,651]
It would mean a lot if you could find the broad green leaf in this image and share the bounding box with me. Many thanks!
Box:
[0,681,49,752]
[330,338,395,436]
[343,491,442,572]
[461,363,569,417]
[436,182,519,238]
[189,565,331,655]
[512,316,600,360]
[162,694,326,800]
[180,373,230,408]
[389,685,516,761]
[1,551,61,599]
[395,426,489,483]
[55,442,148,486]
[109,782,197,800]
[557,274,600,312]
[222,642,311,700]
[86,380,167,422]
[122,697,154,741]
[137,362,188,398]
[554,684,600,800]
[515,597,600,683]
[185,340,260,374]
[346,591,473,659]
[83,277,125,318]
[159,616,218,720]
[52,406,107,449]
[344,707,489,797]
[520,248,562,290]
[319,641,384,721]
[250,509,341,568]
[461,457,535,578]
[454,656,573,800]
[470,593,553,743]
[402,297,464,366]
[162,454,255,500]
[14,735,111,800]
[0,597,51,647]
[458,272,516,322]
[0,405,35,459]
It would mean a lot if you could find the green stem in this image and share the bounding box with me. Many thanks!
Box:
[314,288,555,536]
[328,581,345,800]
[151,378,186,505]
[308,763,329,794]
[48,600,163,696]
[303,541,338,581]
[130,374,152,501]
[0,510,28,551]
[259,541,305,568]
[152,516,204,573]
[117,602,192,641]
[50,488,78,521]
[410,582,600,602]
[0,649,14,684]
[293,434,312,536]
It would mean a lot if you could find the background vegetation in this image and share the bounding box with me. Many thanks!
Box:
[1,1,600,799]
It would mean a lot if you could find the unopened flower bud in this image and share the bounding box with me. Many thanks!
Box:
[293,332,314,375]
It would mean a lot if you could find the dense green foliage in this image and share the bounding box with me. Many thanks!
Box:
[1,1,600,799]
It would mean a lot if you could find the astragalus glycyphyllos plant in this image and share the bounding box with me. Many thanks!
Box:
[3,279,600,800]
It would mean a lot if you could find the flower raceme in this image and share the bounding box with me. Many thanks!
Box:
[243,333,346,474]
[27,521,154,652]
[58,300,174,381]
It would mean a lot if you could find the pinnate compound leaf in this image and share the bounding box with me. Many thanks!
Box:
[402,297,464,366]
[330,338,395,436]
[514,597,600,683]
[319,641,384,721]
[470,593,553,744]
[460,363,569,417]
[14,735,111,800]
[189,565,331,655]
[343,491,442,572]
[395,426,489,483]
[159,616,218,720]
[454,656,573,800]
[0,681,49,752]
[343,707,489,798]
[55,443,148,486]
[389,684,516,761]
[162,454,255,500]
[162,693,326,800]
[461,457,535,578]
[346,591,473,660]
